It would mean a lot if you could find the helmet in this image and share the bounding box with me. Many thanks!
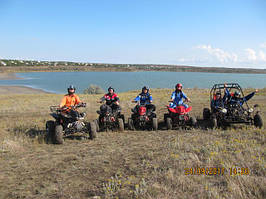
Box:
[142,86,149,92]
[108,86,115,92]
[234,91,240,97]
[67,85,75,94]
[175,83,183,90]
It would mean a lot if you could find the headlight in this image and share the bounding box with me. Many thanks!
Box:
[221,108,227,114]
[248,108,253,113]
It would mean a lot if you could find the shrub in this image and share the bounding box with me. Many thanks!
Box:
[83,84,104,94]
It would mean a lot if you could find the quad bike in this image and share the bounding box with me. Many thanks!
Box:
[164,103,197,130]
[128,102,158,131]
[46,103,96,144]
[203,83,263,129]
[94,103,125,132]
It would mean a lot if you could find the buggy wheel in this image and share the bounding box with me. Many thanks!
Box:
[128,118,134,130]
[203,108,211,120]
[211,117,217,129]
[152,118,158,131]
[54,125,64,144]
[45,120,55,143]
[254,114,263,129]
[118,118,124,132]
[166,117,172,130]
[89,122,97,139]
[94,119,100,132]
[190,116,197,127]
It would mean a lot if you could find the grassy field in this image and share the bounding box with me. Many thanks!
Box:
[0,88,265,199]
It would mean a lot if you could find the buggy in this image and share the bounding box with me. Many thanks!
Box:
[203,83,263,128]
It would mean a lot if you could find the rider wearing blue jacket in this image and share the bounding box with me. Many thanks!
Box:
[169,83,191,109]
[133,86,156,113]
[224,84,258,106]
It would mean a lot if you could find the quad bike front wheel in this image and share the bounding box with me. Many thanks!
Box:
[45,120,55,143]
[254,114,263,129]
[54,124,64,144]
[128,118,134,130]
[89,122,97,139]
[203,108,211,120]
[190,116,197,127]
[211,117,217,129]
[118,118,124,132]
[152,118,158,131]
[166,117,173,130]
[93,119,100,132]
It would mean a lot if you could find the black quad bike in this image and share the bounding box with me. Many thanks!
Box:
[164,103,197,130]
[203,83,263,129]
[128,102,158,131]
[94,104,125,132]
[46,103,96,144]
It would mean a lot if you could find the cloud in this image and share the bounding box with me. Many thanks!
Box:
[245,48,257,61]
[195,44,238,63]
[260,42,266,49]
[258,50,266,61]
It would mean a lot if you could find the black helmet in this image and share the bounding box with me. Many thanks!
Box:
[68,85,76,94]
[142,86,149,92]
[108,86,114,92]
[234,91,240,97]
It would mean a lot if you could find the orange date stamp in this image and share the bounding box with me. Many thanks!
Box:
[184,167,250,176]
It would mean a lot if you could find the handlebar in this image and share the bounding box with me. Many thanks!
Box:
[50,103,86,112]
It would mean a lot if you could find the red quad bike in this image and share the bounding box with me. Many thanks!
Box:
[46,103,96,144]
[128,102,158,131]
[164,104,197,130]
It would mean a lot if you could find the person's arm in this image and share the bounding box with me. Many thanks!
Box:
[243,92,256,102]
[134,95,140,102]
[149,95,153,103]
[75,95,81,105]
[99,95,106,103]
[182,92,191,102]
[60,96,66,108]
[170,92,175,102]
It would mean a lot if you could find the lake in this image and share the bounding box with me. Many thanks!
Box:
[1,71,266,93]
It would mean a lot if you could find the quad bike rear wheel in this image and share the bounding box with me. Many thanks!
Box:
[254,114,263,129]
[128,118,134,130]
[203,108,211,120]
[164,114,169,123]
[166,117,172,130]
[152,118,158,131]
[54,124,64,144]
[89,122,97,139]
[118,118,124,132]
[46,120,55,143]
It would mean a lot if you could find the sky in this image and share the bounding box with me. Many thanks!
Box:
[0,0,266,68]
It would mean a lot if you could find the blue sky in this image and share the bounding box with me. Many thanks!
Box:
[0,0,266,68]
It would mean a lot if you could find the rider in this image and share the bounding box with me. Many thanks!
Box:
[224,84,258,106]
[211,91,226,112]
[99,87,121,114]
[133,86,156,114]
[169,83,191,109]
[60,85,85,119]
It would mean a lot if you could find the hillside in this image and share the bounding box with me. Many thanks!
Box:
[1,59,266,74]
[0,88,265,199]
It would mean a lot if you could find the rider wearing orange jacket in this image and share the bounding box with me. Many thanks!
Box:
[60,85,84,119]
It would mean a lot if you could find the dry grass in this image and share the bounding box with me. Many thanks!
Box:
[0,88,265,199]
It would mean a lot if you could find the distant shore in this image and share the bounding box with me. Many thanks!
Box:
[1,64,266,74]
[0,73,21,80]
[0,85,50,94]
